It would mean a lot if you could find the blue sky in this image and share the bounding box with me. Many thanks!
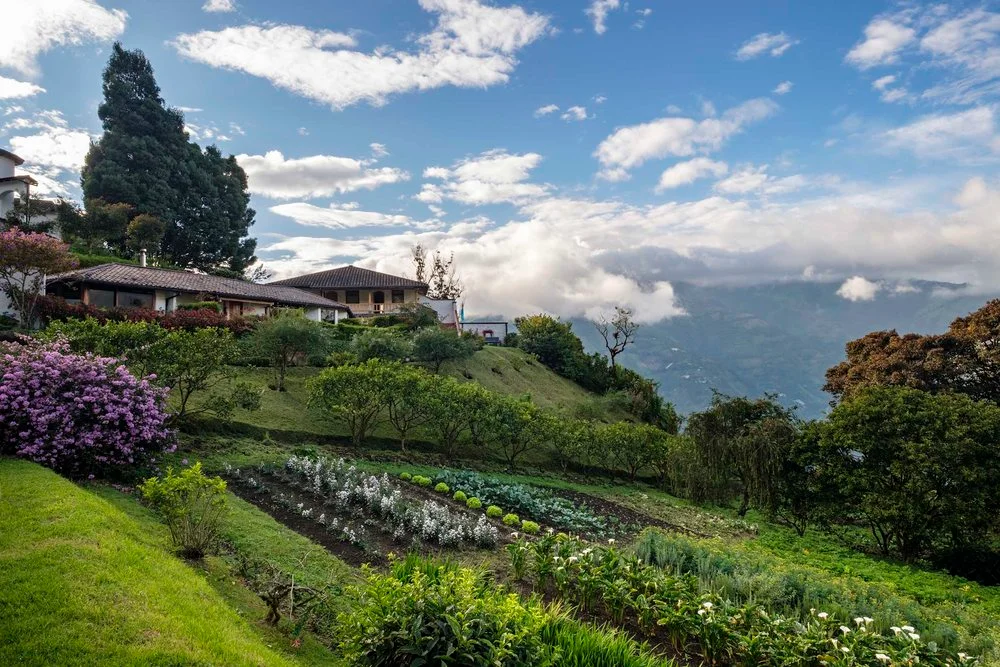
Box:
[2,0,998,320]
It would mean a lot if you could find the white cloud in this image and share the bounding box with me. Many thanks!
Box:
[586,0,621,35]
[655,158,728,191]
[259,176,1000,322]
[918,8,1000,105]
[271,202,416,229]
[593,95,607,104]
[369,142,389,158]
[837,276,881,301]
[236,150,410,199]
[0,0,126,78]
[735,32,798,60]
[0,77,45,100]
[534,103,559,117]
[418,149,547,205]
[871,74,909,103]
[881,106,997,160]
[203,0,236,12]
[773,81,793,95]
[846,18,916,69]
[173,0,553,110]
[714,164,808,196]
[594,98,778,178]
[872,74,896,90]
[6,110,93,171]
[561,105,587,121]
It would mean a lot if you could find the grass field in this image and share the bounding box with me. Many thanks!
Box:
[0,458,303,666]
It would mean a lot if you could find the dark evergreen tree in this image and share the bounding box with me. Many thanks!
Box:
[82,43,256,271]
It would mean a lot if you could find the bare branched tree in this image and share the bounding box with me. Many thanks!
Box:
[595,306,639,369]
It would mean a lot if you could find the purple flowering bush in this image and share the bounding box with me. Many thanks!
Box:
[0,338,173,478]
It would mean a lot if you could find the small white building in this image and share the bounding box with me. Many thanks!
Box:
[0,148,36,221]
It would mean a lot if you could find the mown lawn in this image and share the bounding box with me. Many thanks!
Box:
[0,458,303,666]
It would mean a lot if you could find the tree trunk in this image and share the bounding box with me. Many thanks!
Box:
[737,489,750,517]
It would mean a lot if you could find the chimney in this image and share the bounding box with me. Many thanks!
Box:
[139,249,147,267]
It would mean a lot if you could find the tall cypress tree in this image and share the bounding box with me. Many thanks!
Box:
[82,43,256,271]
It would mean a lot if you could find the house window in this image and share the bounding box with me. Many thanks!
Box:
[392,290,405,304]
[118,291,154,309]
[373,291,385,304]
[346,290,360,304]
[88,288,115,309]
[323,290,339,302]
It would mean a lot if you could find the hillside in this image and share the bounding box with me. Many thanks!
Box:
[575,280,999,417]
[443,346,617,415]
[0,458,300,667]
[187,347,614,440]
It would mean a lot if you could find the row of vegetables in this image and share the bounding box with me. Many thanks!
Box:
[508,532,978,666]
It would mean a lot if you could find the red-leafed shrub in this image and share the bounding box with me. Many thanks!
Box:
[160,308,253,335]
[37,296,253,335]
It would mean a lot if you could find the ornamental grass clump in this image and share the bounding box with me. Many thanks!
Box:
[0,338,172,478]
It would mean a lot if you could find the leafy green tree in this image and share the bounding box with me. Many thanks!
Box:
[246,310,326,391]
[139,463,227,558]
[595,421,670,481]
[685,392,799,515]
[152,327,243,421]
[819,386,1000,561]
[126,213,167,255]
[411,327,474,372]
[382,363,434,452]
[768,422,827,536]
[550,418,594,472]
[350,328,412,363]
[490,396,557,470]
[56,198,133,253]
[423,375,471,455]
[514,314,587,376]
[82,43,256,271]
[310,360,391,446]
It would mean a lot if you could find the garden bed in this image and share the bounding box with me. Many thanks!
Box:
[547,488,700,538]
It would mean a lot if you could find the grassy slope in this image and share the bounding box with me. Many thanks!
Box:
[181,347,613,441]
[0,458,300,667]
[442,346,612,414]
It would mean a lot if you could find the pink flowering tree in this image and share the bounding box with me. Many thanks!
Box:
[0,338,173,478]
[0,228,77,327]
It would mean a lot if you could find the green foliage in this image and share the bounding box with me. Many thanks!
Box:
[593,421,673,481]
[503,513,520,526]
[537,617,667,667]
[177,300,222,313]
[125,213,166,254]
[349,327,411,362]
[453,490,467,502]
[515,314,587,379]
[338,557,550,665]
[411,326,475,372]
[42,317,166,377]
[399,472,412,481]
[467,497,482,509]
[434,482,450,494]
[436,469,607,534]
[633,528,997,659]
[818,386,1000,563]
[0,228,78,327]
[411,475,433,487]
[246,309,327,391]
[309,359,391,446]
[521,519,540,534]
[684,392,800,516]
[139,463,227,558]
[381,362,434,452]
[81,44,256,271]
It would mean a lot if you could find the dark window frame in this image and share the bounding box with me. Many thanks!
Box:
[346,290,360,304]
[391,289,405,304]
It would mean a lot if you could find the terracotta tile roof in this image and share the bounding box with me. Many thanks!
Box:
[48,263,350,310]
[269,265,428,290]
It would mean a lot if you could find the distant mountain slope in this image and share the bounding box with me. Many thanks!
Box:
[574,281,996,419]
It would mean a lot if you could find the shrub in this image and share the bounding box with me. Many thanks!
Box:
[0,339,172,478]
[411,327,475,373]
[338,556,550,665]
[453,490,468,502]
[139,463,227,558]
[503,513,520,527]
[349,328,411,363]
[159,307,253,335]
[521,520,540,534]
[399,472,412,481]
[177,300,222,313]
[486,505,503,518]
[247,310,328,391]
[413,475,432,487]
[434,482,450,494]
[467,497,482,509]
